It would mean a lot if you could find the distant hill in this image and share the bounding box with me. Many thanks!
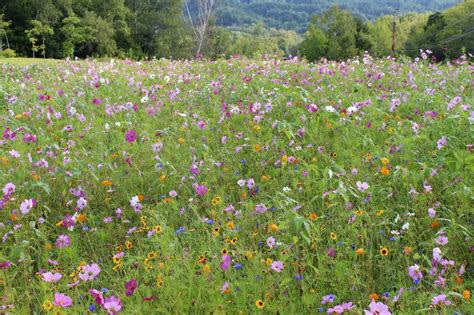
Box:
[214,0,462,33]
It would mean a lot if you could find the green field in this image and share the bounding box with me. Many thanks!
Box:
[0,55,472,314]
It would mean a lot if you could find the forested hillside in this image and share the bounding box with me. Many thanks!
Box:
[216,0,462,33]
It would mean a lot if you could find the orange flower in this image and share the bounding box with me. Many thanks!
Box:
[309,212,318,220]
[403,247,413,255]
[101,180,113,187]
[268,223,279,232]
[380,167,390,175]
[356,248,365,255]
[369,293,379,301]
[77,213,86,223]
[431,220,440,229]
[462,290,471,300]
[138,194,144,202]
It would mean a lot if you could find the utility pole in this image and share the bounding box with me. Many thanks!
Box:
[391,9,398,56]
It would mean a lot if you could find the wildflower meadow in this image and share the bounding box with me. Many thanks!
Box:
[0,53,472,314]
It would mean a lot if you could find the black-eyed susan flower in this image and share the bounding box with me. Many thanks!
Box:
[380,247,388,256]
[125,240,133,250]
[42,300,53,311]
[255,300,265,309]
[330,232,337,240]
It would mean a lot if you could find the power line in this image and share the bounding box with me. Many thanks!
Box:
[404,27,474,52]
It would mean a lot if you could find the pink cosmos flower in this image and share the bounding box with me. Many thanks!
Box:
[364,300,391,315]
[408,264,423,282]
[42,271,62,283]
[356,181,369,191]
[53,292,73,308]
[125,129,138,142]
[103,296,122,314]
[20,199,34,214]
[434,235,448,246]
[78,263,101,281]
[271,261,284,272]
[3,183,15,195]
[430,294,452,308]
[433,247,442,262]
[55,234,71,249]
[266,236,276,248]
[328,302,354,314]
[220,254,231,271]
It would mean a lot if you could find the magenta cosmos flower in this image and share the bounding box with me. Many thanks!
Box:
[53,292,73,308]
[125,129,138,142]
[125,278,138,297]
[0,261,11,269]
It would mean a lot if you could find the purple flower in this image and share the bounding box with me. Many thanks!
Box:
[437,136,447,150]
[408,264,423,282]
[2,183,15,196]
[430,294,452,308]
[255,203,267,214]
[125,278,137,297]
[0,261,11,269]
[220,254,231,271]
[428,208,436,218]
[434,235,448,246]
[364,300,391,315]
[194,184,208,196]
[77,197,87,210]
[78,263,101,281]
[326,248,337,258]
[321,294,335,304]
[271,261,284,272]
[125,129,138,143]
[55,234,71,249]
[266,236,276,248]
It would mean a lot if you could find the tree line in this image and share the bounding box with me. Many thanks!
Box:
[0,0,472,61]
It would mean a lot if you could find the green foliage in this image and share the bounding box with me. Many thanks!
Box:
[60,14,92,58]
[215,0,461,33]
[0,48,16,57]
